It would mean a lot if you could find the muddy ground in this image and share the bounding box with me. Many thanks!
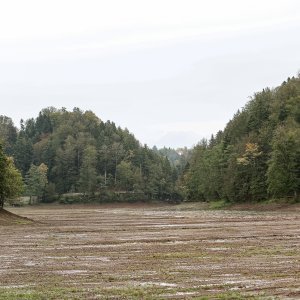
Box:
[0,203,299,299]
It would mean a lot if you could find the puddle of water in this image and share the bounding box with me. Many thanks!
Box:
[80,256,110,262]
[174,291,197,296]
[224,279,270,287]
[207,247,229,251]
[139,281,177,287]
[24,261,37,267]
[54,270,88,275]
[44,256,69,259]
[214,239,235,243]
[221,273,242,277]
[2,284,31,289]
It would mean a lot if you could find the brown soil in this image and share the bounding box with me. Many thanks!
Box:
[0,203,299,299]
[0,208,34,226]
[228,202,300,212]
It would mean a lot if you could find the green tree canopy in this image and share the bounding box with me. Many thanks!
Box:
[26,163,48,202]
[181,75,300,202]
[0,143,23,208]
[1,107,178,202]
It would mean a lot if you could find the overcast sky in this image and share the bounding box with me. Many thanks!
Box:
[0,0,300,148]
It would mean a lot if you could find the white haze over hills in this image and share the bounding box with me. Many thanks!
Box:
[1,0,300,148]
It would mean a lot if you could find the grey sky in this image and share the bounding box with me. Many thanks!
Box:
[1,0,300,148]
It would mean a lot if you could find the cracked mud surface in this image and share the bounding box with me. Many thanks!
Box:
[0,203,299,299]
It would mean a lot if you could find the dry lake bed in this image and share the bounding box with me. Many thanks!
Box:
[0,203,299,299]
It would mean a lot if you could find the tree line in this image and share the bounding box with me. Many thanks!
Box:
[0,108,181,205]
[1,75,299,206]
[180,75,300,202]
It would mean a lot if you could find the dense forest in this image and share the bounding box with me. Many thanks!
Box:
[0,108,181,204]
[0,75,299,206]
[181,76,300,202]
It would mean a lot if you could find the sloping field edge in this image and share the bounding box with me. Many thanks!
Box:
[0,209,34,226]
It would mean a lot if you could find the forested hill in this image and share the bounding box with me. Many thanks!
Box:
[1,75,299,205]
[181,76,300,202]
[0,107,179,202]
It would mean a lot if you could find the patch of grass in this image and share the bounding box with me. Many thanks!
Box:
[236,245,300,257]
[0,285,277,300]
[208,200,231,210]
[194,291,274,300]
[150,251,208,260]
[0,287,84,300]
[0,286,174,300]
[264,197,299,204]
[13,220,32,225]
[0,286,169,300]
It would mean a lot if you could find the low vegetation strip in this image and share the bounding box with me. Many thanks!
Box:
[0,203,299,299]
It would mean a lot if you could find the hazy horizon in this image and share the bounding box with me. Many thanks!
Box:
[1,0,300,148]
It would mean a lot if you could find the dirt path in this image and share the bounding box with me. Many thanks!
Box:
[0,203,299,299]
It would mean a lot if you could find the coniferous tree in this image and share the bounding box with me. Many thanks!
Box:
[181,75,300,202]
